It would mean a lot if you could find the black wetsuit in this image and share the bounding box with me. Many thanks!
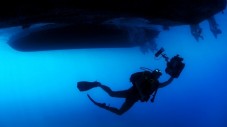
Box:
[93,71,160,115]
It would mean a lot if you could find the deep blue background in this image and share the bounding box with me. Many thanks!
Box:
[0,10,226,127]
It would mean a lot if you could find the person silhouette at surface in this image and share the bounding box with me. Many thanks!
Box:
[207,16,222,38]
[77,69,174,115]
[190,24,204,41]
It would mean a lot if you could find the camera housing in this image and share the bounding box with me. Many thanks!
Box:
[165,55,185,78]
[155,48,185,78]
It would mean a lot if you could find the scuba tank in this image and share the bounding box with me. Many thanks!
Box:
[130,69,160,102]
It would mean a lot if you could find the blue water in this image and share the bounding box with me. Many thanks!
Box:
[0,11,227,127]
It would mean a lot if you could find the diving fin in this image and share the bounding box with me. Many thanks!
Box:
[77,81,100,91]
[87,94,106,107]
[87,94,120,115]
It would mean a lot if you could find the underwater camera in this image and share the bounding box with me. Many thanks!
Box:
[155,48,185,78]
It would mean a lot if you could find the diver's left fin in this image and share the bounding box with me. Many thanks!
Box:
[77,81,100,91]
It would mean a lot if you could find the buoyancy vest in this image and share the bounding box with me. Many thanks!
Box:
[130,71,160,102]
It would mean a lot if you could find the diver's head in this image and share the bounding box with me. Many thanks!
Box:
[152,69,162,79]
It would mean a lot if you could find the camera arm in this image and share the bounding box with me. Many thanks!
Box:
[161,53,169,63]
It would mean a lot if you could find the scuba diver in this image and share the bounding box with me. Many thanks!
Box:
[77,48,185,115]
[77,69,174,115]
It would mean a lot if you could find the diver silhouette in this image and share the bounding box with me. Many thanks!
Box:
[77,69,175,115]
